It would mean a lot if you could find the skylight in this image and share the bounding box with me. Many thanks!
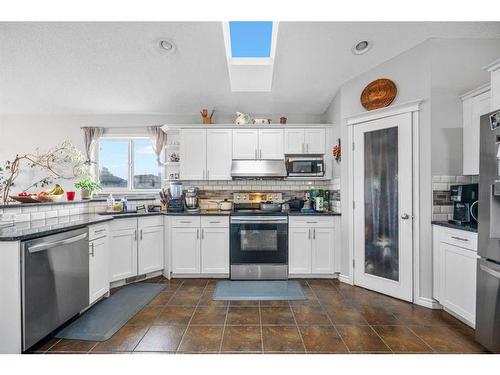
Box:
[229,21,273,58]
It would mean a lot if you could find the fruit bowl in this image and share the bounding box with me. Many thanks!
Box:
[35,194,64,203]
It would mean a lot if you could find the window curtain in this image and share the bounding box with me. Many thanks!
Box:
[147,126,167,166]
[81,127,104,165]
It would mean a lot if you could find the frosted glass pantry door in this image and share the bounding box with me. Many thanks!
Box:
[353,112,413,302]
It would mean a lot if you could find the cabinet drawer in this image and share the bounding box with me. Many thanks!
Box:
[171,216,201,228]
[289,216,334,228]
[110,217,137,231]
[138,215,163,228]
[201,216,229,228]
[439,228,477,252]
[89,223,109,241]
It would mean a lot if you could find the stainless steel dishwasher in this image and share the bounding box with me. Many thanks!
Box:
[21,227,89,351]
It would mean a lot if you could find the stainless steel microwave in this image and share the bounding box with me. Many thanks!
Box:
[286,157,324,177]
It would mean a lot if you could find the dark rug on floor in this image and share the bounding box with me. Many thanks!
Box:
[55,283,166,341]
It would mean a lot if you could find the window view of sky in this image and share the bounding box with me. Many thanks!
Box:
[229,21,273,58]
[99,138,160,189]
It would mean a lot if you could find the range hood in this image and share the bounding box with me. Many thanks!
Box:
[231,159,287,179]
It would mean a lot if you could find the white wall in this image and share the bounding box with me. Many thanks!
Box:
[322,37,500,303]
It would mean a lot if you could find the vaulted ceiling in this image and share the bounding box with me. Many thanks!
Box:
[1,22,499,115]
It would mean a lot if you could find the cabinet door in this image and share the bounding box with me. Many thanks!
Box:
[464,92,491,175]
[440,242,477,326]
[311,228,334,274]
[180,129,207,180]
[201,227,229,274]
[207,129,232,180]
[233,129,259,159]
[89,236,109,304]
[259,129,284,159]
[109,219,138,282]
[171,227,200,274]
[284,129,305,154]
[138,218,164,275]
[304,129,326,154]
[289,227,311,274]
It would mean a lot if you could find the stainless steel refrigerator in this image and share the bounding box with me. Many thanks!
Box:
[476,109,500,353]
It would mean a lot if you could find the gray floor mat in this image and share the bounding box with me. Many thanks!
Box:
[55,283,166,341]
[213,280,306,300]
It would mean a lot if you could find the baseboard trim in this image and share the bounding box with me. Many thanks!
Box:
[289,274,337,279]
[414,296,442,309]
[171,273,229,279]
[338,274,352,285]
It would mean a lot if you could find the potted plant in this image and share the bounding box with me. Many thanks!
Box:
[74,178,101,200]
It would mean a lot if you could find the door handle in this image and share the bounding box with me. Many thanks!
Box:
[451,236,469,242]
[313,228,316,240]
[196,228,199,239]
[89,242,95,257]
[401,213,410,220]
[308,228,311,240]
[27,233,88,253]
[480,263,500,279]
[140,229,143,241]
[134,229,137,241]
[201,228,204,239]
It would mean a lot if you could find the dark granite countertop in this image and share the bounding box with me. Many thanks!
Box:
[0,196,158,209]
[163,210,232,216]
[0,214,114,241]
[432,221,478,233]
[288,211,341,216]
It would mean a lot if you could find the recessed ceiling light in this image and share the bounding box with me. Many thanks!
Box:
[157,39,175,54]
[352,40,372,55]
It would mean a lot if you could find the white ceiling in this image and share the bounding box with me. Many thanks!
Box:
[1,22,499,115]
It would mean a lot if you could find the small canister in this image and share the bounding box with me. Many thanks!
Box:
[314,196,324,212]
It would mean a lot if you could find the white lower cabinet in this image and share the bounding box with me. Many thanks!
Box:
[432,224,478,327]
[89,224,110,305]
[138,217,164,275]
[172,227,201,274]
[170,216,229,275]
[109,216,164,282]
[289,217,335,275]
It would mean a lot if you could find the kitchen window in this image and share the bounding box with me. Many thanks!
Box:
[98,138,161,191]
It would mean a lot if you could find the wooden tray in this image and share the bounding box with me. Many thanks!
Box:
[9,195,41,203]
[361,78,397,110]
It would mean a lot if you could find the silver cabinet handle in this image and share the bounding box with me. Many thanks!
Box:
[134,229,137,241]
[260,149,262,159]
[480,263,500,279]
[207,170,209,180]
[306,221,318,224]
[306,144,309,152]
[401,213,410,220]
[313,228,316,240]
[140,229,143,241]
[302,143,304,153]
[201,228,204,239]
[179,221,192,224]
[94,228,106,234]
[308,228,311,240]
[209,221,220,224]
[196,228,199,239]
[203,170,205,179]
[28,233,88,253]
[451,236,469,242]
[89,242,95,257]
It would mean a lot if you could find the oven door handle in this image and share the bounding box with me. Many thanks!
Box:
[230,217,288,224]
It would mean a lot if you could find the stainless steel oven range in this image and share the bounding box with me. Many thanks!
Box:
[230,192,288,280]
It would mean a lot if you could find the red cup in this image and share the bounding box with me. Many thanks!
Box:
[66,191,76,201]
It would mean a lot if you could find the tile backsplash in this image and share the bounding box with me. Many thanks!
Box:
[432,175,478,221]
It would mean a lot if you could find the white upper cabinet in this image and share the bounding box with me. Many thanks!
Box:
[180,129,207,180]
[284,128,326,154]
[258,129,284,159]
[207,129,232,180]
[233,129,284,160]
[485,58,500,110]
[284,129,305,154]
[461,84,491,175]
[138,217,164,275]
[305,129,326,154]
[233,129,259,159]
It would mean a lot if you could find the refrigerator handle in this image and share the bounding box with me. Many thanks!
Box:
[480,263,500,279]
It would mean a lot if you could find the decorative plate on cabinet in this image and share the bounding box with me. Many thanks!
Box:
[360,78,397,110]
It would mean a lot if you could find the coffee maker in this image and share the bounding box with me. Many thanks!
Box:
[449,183,478,226]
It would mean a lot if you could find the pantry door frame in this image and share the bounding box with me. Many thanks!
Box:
[346,100,422,304]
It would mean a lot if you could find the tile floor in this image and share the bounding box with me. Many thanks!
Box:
[30,277,489,354]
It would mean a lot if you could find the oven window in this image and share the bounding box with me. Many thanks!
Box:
[292,161,313,173]
[240,230,278,251]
